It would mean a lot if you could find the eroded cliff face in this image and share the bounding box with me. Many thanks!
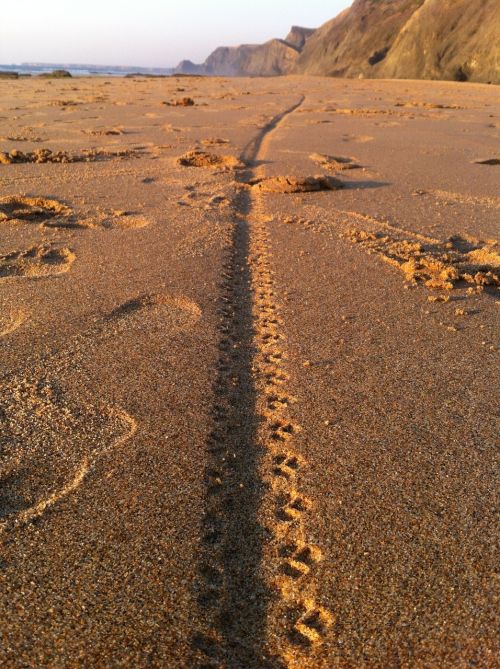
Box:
[202,39,300,77]
[174,26,315,76]
[378,0,500,84]
[295,0,499,83]
[294,0,426,78]
[285,26,316,50]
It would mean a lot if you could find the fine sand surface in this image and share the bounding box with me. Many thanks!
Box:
[0,75,498,668]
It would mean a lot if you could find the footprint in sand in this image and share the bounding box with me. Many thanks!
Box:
[0,195,71,225]
[0,376,136,534]
[104,292,201,333]
[0,291,200,533]
[101,210,151,229]
[0,309,27,337]
[0,244,76,281]
[309,153,362,171]
[0,196,151,230]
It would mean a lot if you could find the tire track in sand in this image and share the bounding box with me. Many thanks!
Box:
[246,98,333,667]
[194,96,331,668]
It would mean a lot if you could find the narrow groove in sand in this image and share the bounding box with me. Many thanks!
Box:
[194,97,331,667]
[247,99,333,667]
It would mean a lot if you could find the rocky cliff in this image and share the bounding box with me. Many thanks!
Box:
[295,0,499,83]
[174,26,315,76]
[174,1,500,83]
[294,0,426,78]
[378,0,500,83]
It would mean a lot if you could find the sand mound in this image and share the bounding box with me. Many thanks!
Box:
[0,245,76,280]
[164,97,195,107]
[309,153,361,171]
[396,101,462,110]
[249,175,343,193]
[346,229,500,291]
[83,126,126,136]
[0,196,71,222]
[0,148,137,165]
[201,137,230,146]
[467,246,500,269]
[177,150,244,169]
[473,158,500,165]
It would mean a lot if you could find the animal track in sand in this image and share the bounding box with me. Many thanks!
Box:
[280,541,323,579]
[0,244,75,281]
[288,601,333,647]
[276,490,312,522]
[290,203,499,297]
[246,97,333,662]
[0,377,136,534]
[177,189,231,210]
[248,175,343,193]
[177,149,244,170]
[269,420,301,442]
[197,562,224,608]
[266,393,295,412]
[191,97,331,667]
[272,453,304,479]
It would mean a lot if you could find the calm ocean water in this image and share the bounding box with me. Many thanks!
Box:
[0,64,173,77]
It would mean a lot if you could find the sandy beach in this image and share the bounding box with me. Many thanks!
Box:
[0,74,498,668]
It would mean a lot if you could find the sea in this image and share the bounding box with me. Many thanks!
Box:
[0,64,173,77]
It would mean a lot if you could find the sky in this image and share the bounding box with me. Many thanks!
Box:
[0,1,351,68]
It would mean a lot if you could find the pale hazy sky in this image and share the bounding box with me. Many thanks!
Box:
[0,1,351,67]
